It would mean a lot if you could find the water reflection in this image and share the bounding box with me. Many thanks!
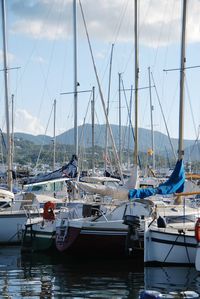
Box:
[0,246,144,298]
[144,266,200,296]
[22,252,144,298]
[0,246,200,298]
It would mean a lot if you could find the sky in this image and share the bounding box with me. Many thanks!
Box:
[0,0,200,143]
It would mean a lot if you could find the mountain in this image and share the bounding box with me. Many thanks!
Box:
[14,132,52,144]
[13,124,199,161]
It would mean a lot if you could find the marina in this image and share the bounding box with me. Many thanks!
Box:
[0,0,200,297]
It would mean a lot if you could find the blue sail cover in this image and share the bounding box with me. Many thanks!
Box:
[25,154,78,185]
[129,159,185,200]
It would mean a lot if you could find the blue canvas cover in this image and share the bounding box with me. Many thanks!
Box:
[25,154,78,185]
[129,159,185,200]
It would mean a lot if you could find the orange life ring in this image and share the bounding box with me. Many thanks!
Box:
[195,218,200,242]
[43,201,56,220]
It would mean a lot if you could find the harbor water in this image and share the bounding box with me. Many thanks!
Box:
[0,246,200,298]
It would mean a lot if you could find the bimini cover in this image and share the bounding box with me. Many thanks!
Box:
[129,159,185,199]
[25,154,78,185]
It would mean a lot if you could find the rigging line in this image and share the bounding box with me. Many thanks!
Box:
[121,0,147,74]
[37,1,66,121]
[185,77,198,138]
[0,128,6,149]
[78,92,92,147]
[79,0,124,183]
[151,72,177,160]
[140,85,149,131]
[112,0,133,74]
[121,78,141,169]
[34,101,54,170]
[123,106,130,152]
[189,127,200,157]
[123,0,140,74]
[153,0,176,71]
[151,0,171,70]
[12,0,61,96]
[183,233,191,264]
[112,0,130,45]
[92,0,128,82]
[184,77,200,156]
[121,79,135,142]
[98,0,129,77]
[138,0,150,37]
[163,234,181,263]
[90,1,129,101]
[94,109,100,126]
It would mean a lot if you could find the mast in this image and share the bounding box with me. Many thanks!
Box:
[105,44,114,170]
[178,0,187,161]
[134,0,139,166]
[128,85,133,169]
[73,0,78,157]
[148,67,155,169]
[1,0,12,191]
[91,87,95,175]
[53,99,56,171]
[118,72,122,165]
[11,94,14,173]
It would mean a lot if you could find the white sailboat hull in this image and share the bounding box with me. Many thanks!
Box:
[144,227,197,265]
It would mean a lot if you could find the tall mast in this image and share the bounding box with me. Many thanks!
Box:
[1,0,12,191]
[128,85,133,169]
[178,0,187,161]
[53,99,56,171]
[148,67,155,169]
[73,0,78,156]
[118,72,122,165]
[91,87,95,175]
[134,0,139,166]
[105,44,114,170]
[11,94,14,173]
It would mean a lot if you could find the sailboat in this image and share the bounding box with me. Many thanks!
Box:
[144,0,200,266]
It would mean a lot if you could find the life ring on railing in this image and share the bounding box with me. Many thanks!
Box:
[43,201,56,220]
[195,218,200,242]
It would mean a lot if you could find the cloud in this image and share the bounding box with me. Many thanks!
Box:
[9,0,200,47]
[10,0,73,40]
[0,50,15,65]
[14,109,45,135]
[32,55,46,64]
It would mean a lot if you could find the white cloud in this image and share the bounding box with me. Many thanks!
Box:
[10,0,73,40]
[32,55,46,64]
[14,109,45,135]
[0,50,15,65]
[95,51,106,59]
[11,19,69,40]
[9,0,200,47]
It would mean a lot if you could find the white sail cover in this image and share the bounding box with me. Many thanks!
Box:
[77,181,129,200]
[77,165,139,200]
